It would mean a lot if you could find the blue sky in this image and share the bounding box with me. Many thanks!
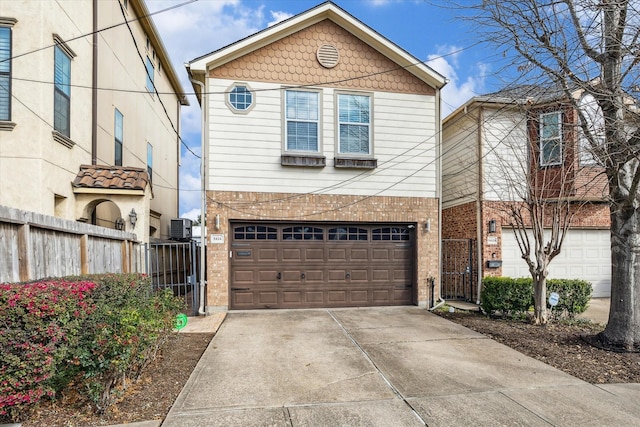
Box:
[147,0,501,220]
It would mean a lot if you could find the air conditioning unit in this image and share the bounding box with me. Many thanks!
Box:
[170,218,192,240]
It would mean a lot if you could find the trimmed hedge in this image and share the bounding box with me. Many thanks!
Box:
[480,276,592,319]
[0,274,184,422]
[480,277,533,317]
[547,279,592,319]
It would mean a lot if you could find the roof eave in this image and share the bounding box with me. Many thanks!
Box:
[188,2,446,90]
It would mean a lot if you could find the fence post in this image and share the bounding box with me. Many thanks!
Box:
[80,234,89,275]
[18,224,32,282]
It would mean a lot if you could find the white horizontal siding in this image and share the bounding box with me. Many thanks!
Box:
[206,79,438,198]
[482,108,528,201]
[442,113,478,209]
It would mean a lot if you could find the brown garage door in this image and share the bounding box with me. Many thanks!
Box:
[229,223,415,309]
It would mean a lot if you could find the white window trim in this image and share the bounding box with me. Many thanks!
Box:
[225,82,255,114]
[282,88,322,155]
[539,111,562,167]
[335,91,374,158]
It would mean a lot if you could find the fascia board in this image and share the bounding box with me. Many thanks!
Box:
[188,3,446,89]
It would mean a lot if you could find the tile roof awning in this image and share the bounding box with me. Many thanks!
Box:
[72,165,150,195]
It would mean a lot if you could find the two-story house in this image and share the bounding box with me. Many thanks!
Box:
[187,2,446,311]
[442,85,611,300]
[0,0,188,243]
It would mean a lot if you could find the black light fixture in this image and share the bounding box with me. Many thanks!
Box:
[129,208,137,227]
[488,219,496,233]
[115,217,124,231]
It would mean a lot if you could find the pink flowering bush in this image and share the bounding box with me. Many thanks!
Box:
[0,274,183,422]
[0,280,96,422]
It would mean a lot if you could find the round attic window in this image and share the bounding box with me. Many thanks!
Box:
[317,44,339,68]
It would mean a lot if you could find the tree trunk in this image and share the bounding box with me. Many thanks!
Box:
[601,182,640,350]
[533,275,548,325]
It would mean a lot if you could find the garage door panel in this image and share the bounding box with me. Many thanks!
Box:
[305,292,324,303]
[350,248,368,260]
[328,248,347,261]
[328,291,347,303]
[230,223,415,309]
[258,292,278,305]
[305,248,324,260]
[351,290,369,303]
[502,228,611,297]
[283,248,302,261]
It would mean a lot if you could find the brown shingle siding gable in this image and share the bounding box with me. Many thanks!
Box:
[209,19,435,96]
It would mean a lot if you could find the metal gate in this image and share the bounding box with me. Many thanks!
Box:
[441,239,477,301]
[146,240,201,315]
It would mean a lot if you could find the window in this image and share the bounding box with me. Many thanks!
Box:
[579,94,604,166]
[285,90,319,152]
[228,85,253,111]
[145,56,154,93]
[539,111,562,166]
[283,226,324,240]
[54,46,71,137]
[147,143,153,183]
[328,227,368,241]
[114,108,123,166]
[372,227,410,241]
[234,225,277,240]
[0,25,11,121]
[338,93,371,155]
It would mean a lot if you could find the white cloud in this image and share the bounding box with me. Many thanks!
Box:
[426,45,486,116]
[180,207,201,221]
[268,11,293,27]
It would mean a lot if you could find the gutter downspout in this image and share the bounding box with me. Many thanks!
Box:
[189,74,207,316]
[91,0,98,164]
[476,107,484,305]
[429,85,445,311]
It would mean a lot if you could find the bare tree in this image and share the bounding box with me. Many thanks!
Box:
[470,0,640,348]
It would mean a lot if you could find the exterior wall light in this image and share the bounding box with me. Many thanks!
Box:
[129,208,137,227]
[488,219,496,233]
[425,218,431,232]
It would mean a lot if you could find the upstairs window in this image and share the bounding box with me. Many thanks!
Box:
[338,93,371,155]
[145,56,154,94]
[114,108,123,166]
[0,25,12,121]
[227,84,254,113]
[54,46,71,137]
[539,111,562,166]
[285,90,319,152]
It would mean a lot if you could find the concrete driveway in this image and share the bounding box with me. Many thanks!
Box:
[163,307,640,426]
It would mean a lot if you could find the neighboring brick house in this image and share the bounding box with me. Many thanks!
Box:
[186,2,446,311]
[0,0,188,243]
[442,85,611,300]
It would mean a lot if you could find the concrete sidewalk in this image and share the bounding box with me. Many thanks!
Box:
[161,307,640,426]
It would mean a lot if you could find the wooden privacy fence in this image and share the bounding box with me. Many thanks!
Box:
[0,205,144,283]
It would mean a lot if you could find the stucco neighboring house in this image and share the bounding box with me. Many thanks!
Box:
[442,85,612,300]
[0,0,188,243]
[187,2,446,311]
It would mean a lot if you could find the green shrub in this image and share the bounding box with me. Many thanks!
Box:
[547,279,592,319]
[69,274,184,413]
[0,280,96,422]
[480,277,533,317]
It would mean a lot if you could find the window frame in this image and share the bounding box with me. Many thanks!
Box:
[145,56,155,94]
[336,91,373,157]
[0,23,13,123]
[225,83,255,114]
[114,108,123,166]
[53,45,71,138]
[283,88,322,154]
[539,111,563,167]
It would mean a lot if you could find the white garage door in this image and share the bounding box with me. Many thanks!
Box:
[501,228,611,297]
